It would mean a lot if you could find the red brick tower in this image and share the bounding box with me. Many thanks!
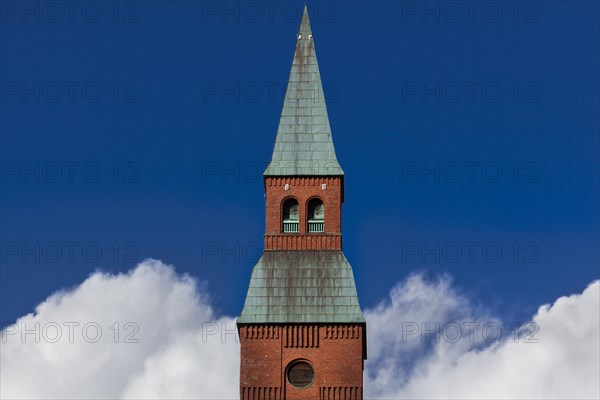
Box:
[237,7,366,400]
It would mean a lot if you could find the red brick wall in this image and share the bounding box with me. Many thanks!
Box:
[264,177,343,251]
[239,324,365,400]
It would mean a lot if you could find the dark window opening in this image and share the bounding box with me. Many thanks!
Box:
[307,199,324,233]
[282,199,299,233]
[287,361,314,389]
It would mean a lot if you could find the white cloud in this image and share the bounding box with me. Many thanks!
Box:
[120,316,239,399]
[0,259,239,399]
[364,274,600,400]
[1,260,598,399]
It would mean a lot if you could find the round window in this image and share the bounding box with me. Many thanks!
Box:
[287,361,314,389]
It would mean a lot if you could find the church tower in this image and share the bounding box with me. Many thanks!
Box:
[237,7,366,400]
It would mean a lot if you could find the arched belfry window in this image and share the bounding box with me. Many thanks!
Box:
[282,198,299,233]
[308,198,324,233]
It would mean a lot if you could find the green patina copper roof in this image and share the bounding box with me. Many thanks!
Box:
[263,6,343,177]
[237,251,365,324]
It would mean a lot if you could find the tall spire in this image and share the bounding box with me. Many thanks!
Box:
[263,6,343,177]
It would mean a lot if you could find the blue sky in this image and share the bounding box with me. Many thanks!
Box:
[1,0,598,328]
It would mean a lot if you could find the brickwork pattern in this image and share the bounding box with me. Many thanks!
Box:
[239,324,364,400]
[264,177,343,251]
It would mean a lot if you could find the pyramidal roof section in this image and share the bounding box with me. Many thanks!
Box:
[237,251,365,324]
[263,6,343,177]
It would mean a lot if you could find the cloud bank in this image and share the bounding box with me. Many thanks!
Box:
[364,274,600,399]
[1,259,598,399]
[1,260,239,399]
